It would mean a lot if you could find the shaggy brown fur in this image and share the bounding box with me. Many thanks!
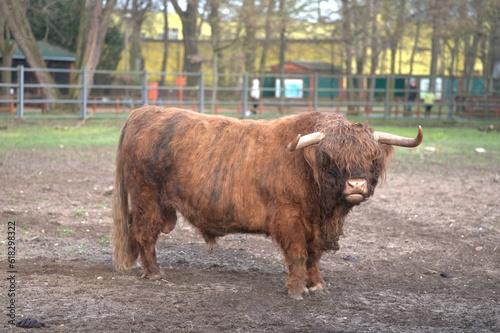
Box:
[112,106,395,299]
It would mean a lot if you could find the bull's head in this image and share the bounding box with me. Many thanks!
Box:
[288,124,423,205]
[287,126,423,151]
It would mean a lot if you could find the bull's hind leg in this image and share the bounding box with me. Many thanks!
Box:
[130,190,164,280]
[127,213,140,267]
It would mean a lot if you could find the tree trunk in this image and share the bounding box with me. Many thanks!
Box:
[341,0,355,112]
[429,1,440,92]
[70,0,116,103]
[486,7,500,78]
[408,19,422,76]
[277,0,287,114]
[0,0,59,103]
[243,0,257,74]
[387,0,406,76]
[128,0,153,72]
[129,19,142,72]
[0,15,16,97]
[368,0,380,108]
[208,0,221,114]
[258,0,276,78]
[172,0,201,87]
[159,0,170,86]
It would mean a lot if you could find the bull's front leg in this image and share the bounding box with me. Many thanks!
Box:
[306,246,326,292]
[271,205,309,300]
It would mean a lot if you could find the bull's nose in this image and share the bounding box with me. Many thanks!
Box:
[347,178,366,188]
[344,178,368,204]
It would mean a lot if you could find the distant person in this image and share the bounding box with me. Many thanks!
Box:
[424,89,435,118]
[406,79,418,115]
[250,78,260,115]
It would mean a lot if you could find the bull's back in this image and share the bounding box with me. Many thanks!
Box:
[119,106,308,234]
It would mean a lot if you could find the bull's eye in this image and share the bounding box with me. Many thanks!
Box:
[370,159,382,176]
[328,167,339,178]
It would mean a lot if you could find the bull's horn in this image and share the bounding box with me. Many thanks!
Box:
[373,125,423,147]
[287,132,325,151]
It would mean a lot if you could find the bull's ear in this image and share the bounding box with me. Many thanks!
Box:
[302,146,323,186]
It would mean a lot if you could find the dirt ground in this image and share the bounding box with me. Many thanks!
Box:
[1,132,499,332]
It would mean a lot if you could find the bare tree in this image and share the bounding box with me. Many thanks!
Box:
[427,0,444,91]
[340,0,356,110]
[159,0,170,86]
[0,0,59,101]
[407,0,425,76]
[171,0,201,86]
[208,0,232,82]
[0,14,16,97]
[484,0,500,80]
[258,0,276,78]
[368,0,381,106]
[460,0,486,94]
[206,0,243,113]
[277,0,287,113]
[207,0,223,113]
[242,0,258,74]
[382,0,408,75]
[121,0,153,72]
[353,2,369,76]
[70,0,117,101]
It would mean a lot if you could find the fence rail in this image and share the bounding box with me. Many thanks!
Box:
[0,66,499,120]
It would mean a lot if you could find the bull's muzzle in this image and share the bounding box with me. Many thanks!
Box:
[343,178,368,203]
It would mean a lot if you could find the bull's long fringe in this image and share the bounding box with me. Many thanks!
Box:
[111,160,135,272]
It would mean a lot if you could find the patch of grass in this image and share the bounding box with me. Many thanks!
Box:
[74,210,86,217]
[62,228,76,237]
[0,119,122,150]
[1,115,498,166]
[372,126,500,165]
[98,237,109,244]
[95,203,107,208]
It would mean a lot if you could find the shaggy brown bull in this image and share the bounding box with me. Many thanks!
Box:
[113,106,423,299]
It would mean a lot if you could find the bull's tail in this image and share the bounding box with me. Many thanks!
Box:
[112,155,136,272]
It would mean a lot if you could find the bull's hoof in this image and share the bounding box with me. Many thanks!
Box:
[288,288,309,300]
[140,271,163,280]
[308,283,326,293]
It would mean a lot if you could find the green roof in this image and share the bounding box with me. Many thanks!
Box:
[9,41,75,62]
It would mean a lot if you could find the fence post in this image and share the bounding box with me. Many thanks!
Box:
[241,73,249,119]
[313,72,319,111]
[142,71,149,106]
[384,75,390,120]
[81,68,87,119]
[17,65,24,118]
[447,78,455,119]
[198,72,204,113]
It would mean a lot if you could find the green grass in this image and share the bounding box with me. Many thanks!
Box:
[0,117,498,164]
[0,119,123,150]
[373,126,500,158]
[74,210,86,217]
[62,228,76,237]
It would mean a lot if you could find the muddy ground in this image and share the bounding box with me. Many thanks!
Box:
[1,128,499,332]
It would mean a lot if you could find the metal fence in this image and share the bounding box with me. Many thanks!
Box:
[1,66,499,120]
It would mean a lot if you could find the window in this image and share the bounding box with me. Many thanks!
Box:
[170,28,178,40]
